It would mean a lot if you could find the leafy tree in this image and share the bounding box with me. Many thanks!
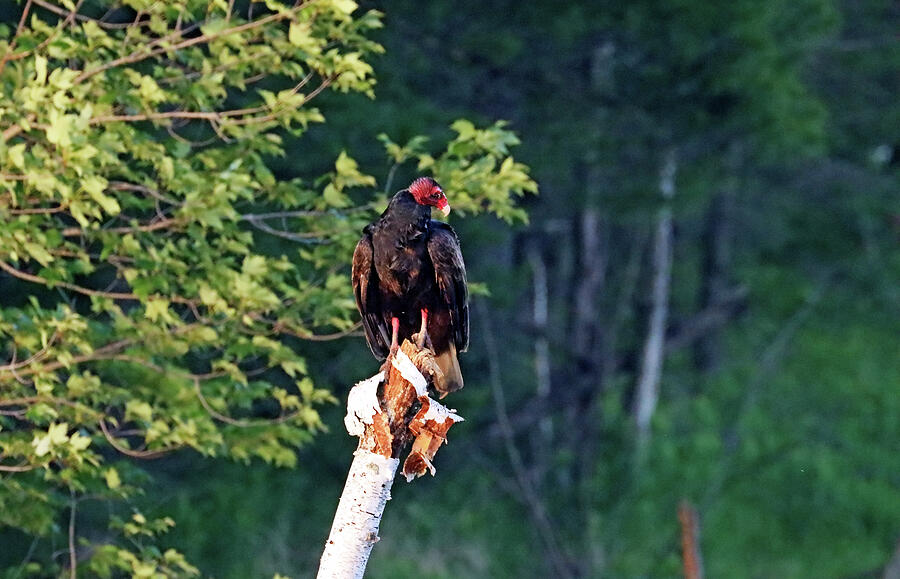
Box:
[0,1,534,575]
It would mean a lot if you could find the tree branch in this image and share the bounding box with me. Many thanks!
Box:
[0,260,196,305]
[98,419,179,459]
[0,462,37,472]
[665,285,748,354]
[74,4,310,84]
[192,378,299,427]
[60,217,179,237]
[1,0,85,70]
[242,216,328,244]
[0,0,34,75]
[29,0,140,30]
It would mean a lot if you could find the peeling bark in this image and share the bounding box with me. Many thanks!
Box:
[318,340,463,578]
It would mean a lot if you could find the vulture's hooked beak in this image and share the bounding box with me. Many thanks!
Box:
[439,202,451,217]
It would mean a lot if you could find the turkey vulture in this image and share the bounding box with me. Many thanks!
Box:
[352,177,469,395]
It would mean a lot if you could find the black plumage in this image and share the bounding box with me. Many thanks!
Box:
[351,178,469,395]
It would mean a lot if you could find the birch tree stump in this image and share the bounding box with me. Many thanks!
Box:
[317,340,463,579]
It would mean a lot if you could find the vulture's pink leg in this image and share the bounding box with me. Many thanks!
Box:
[389,316,400,355]
[416,308,428,348]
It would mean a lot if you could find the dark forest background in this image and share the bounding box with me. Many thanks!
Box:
[2,0,899,577]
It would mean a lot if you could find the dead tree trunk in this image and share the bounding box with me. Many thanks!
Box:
[678,500,705,579]
[317,341,463,579]
[633,150,676,449]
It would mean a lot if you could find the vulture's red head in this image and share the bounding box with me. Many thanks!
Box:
[409,177,450,217]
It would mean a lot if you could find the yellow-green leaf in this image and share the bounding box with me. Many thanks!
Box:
[105,467,121,489]
[7,143,26,169]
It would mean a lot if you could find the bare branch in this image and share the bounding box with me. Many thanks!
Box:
[0,260,196,305]
[61,217,179,237]
[108,181,181,207]
[193,378,299,427]
[242,216,328,244]
[7,205,68,215]
[665,286,748,354]
[98,419,178,459]
[30,0,138,30]
[268,319,363,341]
[1,119,32,143]
[239,202,376,221]
[0,331,59,371]
[0,462,37,472]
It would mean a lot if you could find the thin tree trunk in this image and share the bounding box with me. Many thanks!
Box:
[633,150,676,448]
[678,500,705,579]
[695,189,734,371]
[318,451,399,579]
[527,241,553,477]
[572,208,607,365]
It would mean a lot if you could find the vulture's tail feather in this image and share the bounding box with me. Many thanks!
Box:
[433,343,463,397]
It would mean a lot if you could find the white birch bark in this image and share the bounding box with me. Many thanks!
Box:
[634,150,676,448]
[317,451,400,579]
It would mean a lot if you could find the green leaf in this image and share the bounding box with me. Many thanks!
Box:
[125,401,153,423]
[144,299,171,322]
[322,183,347,207]
[82,176,120,215]
[34,55,47,85]
[46,110,74,148]
[23,242,54,267]
[242,255,268,278]
[330,0,358,15]
[105,468,122,490]
[288,22,321,55]
[7,143,26,169]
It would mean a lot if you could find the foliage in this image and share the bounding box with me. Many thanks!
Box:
[0,0,534,574]
[2,0,897,577]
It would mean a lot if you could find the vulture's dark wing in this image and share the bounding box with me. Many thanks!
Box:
[427,222,469,352]
[351,230,390,359]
